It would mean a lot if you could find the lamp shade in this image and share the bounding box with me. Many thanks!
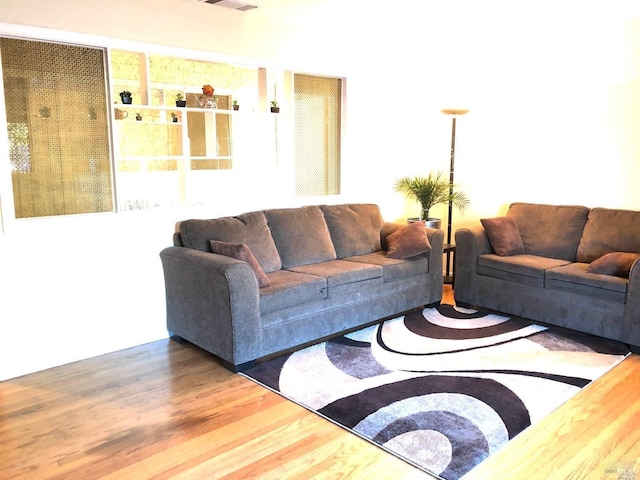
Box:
[441,109,469,116]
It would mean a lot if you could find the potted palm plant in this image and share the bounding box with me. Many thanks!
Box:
[394,172,469,229]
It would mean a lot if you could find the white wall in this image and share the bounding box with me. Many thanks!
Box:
[1,0,640,379]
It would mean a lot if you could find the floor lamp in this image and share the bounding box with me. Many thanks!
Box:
[441,108,469,285]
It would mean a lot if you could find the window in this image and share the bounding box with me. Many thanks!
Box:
[1,38,344,218]
[294,74,342,196]
[1,38,113,218]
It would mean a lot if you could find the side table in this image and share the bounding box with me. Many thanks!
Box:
[444,243,456,286]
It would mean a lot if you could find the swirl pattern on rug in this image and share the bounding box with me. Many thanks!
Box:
[243,305,629,480]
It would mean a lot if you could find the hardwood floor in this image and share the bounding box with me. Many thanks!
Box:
[1,286,639,479]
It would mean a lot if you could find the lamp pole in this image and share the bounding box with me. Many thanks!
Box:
[441,108,469,284]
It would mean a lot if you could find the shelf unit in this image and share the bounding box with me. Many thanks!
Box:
[109,50,291,210]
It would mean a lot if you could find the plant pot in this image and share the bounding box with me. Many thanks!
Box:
[407,217,442,230]
[120,96,132,105]
[233,105,240,111]
[135,115,142,121]
[175,100,186,107]
[425,218,442,229]
[270,106,280,113]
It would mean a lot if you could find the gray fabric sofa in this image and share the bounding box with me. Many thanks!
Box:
[160,203,444,371]
[454,202,640,350]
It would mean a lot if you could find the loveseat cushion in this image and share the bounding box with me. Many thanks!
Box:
[265,206,337,268]
[507,203,589,261]
[586,252,640,278]
[480,217,525,256]
[322,204,383,258]
[576,208,640,263]
[179,211,282,273]
[546,262,627,302]
[477,253,571,287]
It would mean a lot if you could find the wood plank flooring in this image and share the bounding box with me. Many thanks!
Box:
[1,286,639,479]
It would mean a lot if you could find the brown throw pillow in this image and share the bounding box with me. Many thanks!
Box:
[386,221,432,259]
[481,217,526,256]
[586,252,640,278]
[210,240,271,288]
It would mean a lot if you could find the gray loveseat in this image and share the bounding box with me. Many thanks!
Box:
[160,203,444,371]
[454,202,640,350]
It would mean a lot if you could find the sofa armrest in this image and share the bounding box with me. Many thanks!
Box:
[623,258,640,348]
[159,246,262,367]
[454,225,492,306]
[426,227,445,273]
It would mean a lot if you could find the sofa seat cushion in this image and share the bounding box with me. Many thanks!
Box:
[179,211,282,273]
[259,270,327,315]
[545,262,627,302]
[322,204,383,258]
[288,259,383,296]
[344,251,429,283]
[576,207,640,263]
[507,203,589,261]
[477,254,571,287]
[265,206,337,268]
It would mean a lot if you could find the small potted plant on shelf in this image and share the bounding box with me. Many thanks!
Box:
[232,100,240,111]
[170,112,178,122]
[119,90,132,104]
[175,93,186,107]
[394,171,470,229]
[135,112,142,121]
[270,100,279,113]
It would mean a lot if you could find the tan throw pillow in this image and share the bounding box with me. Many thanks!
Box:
[586,252,640,278]
[210,240,271,288]
[481,217,526,256]
[386,221,432,259]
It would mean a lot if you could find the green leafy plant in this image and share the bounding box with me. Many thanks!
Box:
[270,100,278,107]
[394,172,469,220]
[175,93,184,101]
[119,90,131,97]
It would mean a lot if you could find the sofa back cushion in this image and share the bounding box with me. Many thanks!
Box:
[266,206,337,268]
[322,204,383,258]
[507,203,589,261]
[577,207,640,263]
[179,211,282,273]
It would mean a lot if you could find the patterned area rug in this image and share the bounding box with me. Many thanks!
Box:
[242,304,630,479]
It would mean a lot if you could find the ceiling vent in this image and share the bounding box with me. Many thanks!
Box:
[203,0,258,11]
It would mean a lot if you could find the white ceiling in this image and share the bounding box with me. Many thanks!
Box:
[199,0,349,25]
